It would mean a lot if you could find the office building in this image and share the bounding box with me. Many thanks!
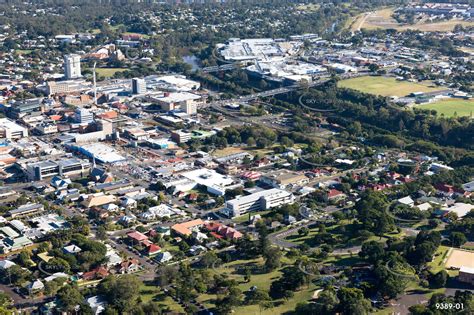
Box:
[24,158,91,181]
[7,98,44,119]
[46,80,91,95]
[75,108,94,124]
[260,169,308,189]
[171,130,192,143]
[0,118,28,140]
[155,92,202,111]
[132,78,147,94]
[183,102,197,115]
[8,203,45,219]
[64,54,82,79]
[223,188,295,217]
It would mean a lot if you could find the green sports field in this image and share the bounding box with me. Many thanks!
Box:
[92,68,128,78]
[416,98,474,117]
[338,76,445,97]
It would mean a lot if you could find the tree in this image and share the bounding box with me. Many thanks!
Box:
[0,292,12,315]
[57,285,83,312]
[244,268,251,283]
[99,275,142,312]
[449,232,467,247]
[16,250,33,268]
[359,241,385,263]
[356,191,394,236]
[336,287,371,315]
[314,288,339,314]
[430,270,448,288]
[246,288,270,305]
[200,251,219,268]
[298,227,309,236]
[246,137,256,147]
[2,265,31,285]
[428,219,441,229]
[44,277,67,296]
[244,180,256,188]
[368,63,379,73]
[264,247,282,271]
[96,226,107,240]
[373,259,410,298]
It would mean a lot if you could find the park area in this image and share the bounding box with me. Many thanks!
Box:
[349,8,474,32]
[415,98,474,117]
[338,76,444,97]
[138,257,316,315]
[93,68,128,78]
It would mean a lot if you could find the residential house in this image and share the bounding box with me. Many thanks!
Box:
[82,266,109,281]
[119,258,140,274]
[204,222,243,241]
[172,219,205,237]
[155,251,173,263]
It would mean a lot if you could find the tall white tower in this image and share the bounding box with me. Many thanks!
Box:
[64,54,82,79]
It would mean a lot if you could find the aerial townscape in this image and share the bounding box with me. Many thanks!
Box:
[0,0,473,314]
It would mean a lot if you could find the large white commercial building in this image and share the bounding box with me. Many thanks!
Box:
[24,158,91,181]
[64,54,82,79]
[223,188,295,217]
[219,38,290,62]
[154,92,202,112]
[145,75,200,92]
[72,143,126,164]
[182,168,237,196]
[0,118,28,140]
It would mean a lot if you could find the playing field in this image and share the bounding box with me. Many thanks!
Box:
[445,249,474,269]
[338,76,444,97]
[416,98,474,117]
[350,8,474,32]
[93,68,128,78]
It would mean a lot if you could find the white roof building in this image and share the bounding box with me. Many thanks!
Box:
[398,196,415,207]
[181,168,236,196]
[0,118,29,140]
[223,188,295,217]
[139,204,185,221]
[63,245,82,254]
[442,203,474,218]
[44,272,69,282]
[156,251,173,263]
[28,279,45,291]
[0,260,16,269]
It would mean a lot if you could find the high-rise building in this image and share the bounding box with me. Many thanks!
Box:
[75,108,93,124]
[132,78,146,94]
[64,54,82,79]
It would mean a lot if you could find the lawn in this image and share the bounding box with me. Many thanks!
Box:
[15,49,33,55]
[139,284,185,313]
[415,98,474,117]
[284,220,384,248]
[213,146,273,158]
[198,257,316,315]
[235,288,314,315]
[232,210,271,224]
[349,8,474,32]
[427,246,451,274]
[93,68,128,78]
[338,76,444,97]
